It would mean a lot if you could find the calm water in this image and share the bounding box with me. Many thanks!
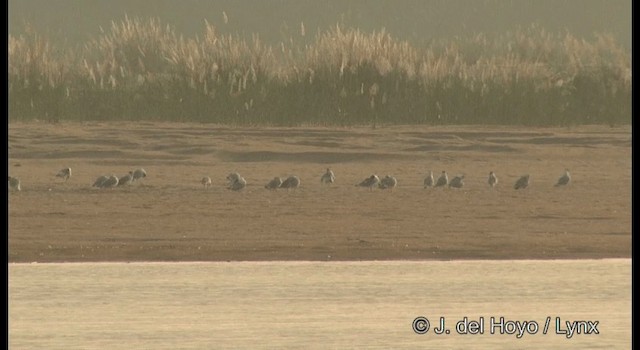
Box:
[9,259,630,349]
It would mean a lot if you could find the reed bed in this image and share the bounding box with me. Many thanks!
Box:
[8,17,631,125]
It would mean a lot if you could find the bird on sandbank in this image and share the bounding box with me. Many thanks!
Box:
[100,174,120,188]
[449,175,465,188]
[8,176,21,191]
[555,169,571,187]
[321,168,335,185]
[265,176,283,190]
[280,175,301,190]
[56,167,72,182]
[488,171,498,187]
[202,176,212,189]
[424,171,434,188]
[435,171,448,187]
[132,168,147,182]
[357,174,380,190]
[514,174,530,190]
[227,172,247,191]
[118,172,134,186]
[379,175,398,190]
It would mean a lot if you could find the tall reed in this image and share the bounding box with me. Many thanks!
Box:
[8,18,631,125]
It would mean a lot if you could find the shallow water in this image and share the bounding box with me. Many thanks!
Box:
[9,259,630,349]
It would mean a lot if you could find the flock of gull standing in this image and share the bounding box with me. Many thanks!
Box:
[90,168,148,188]
[210,167,570,191]
[9,167,572,192]
[8,167,147,191]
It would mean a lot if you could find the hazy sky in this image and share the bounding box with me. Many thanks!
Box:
[8,0,631,47]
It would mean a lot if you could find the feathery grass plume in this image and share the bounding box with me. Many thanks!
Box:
[9,20,630,125]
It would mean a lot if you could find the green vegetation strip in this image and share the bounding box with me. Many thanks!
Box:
[9,17,631,125]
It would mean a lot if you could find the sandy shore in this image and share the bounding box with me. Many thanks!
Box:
[8,122,631,262]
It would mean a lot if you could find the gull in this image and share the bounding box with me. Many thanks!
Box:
[8,176,21,191]
[56,167,72,181]
[356,174,380,191]
[379,175,398,190]
[488,171,498,187]
[321,168,335,185]
[201,176,212,189]
[555,169,571,187]
[265,176,283,190]
[424,171,434,188]
[514,174,530,190]
[132,168,147,182]
[280,175,301,190]
[101,174,120,188]
[449,175,465,188]
[226,172,247,191]
[435,171,448,187]
[118,172,134,186]
[92,175,109,188]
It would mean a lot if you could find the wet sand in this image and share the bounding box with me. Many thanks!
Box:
[8,122,631,262]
